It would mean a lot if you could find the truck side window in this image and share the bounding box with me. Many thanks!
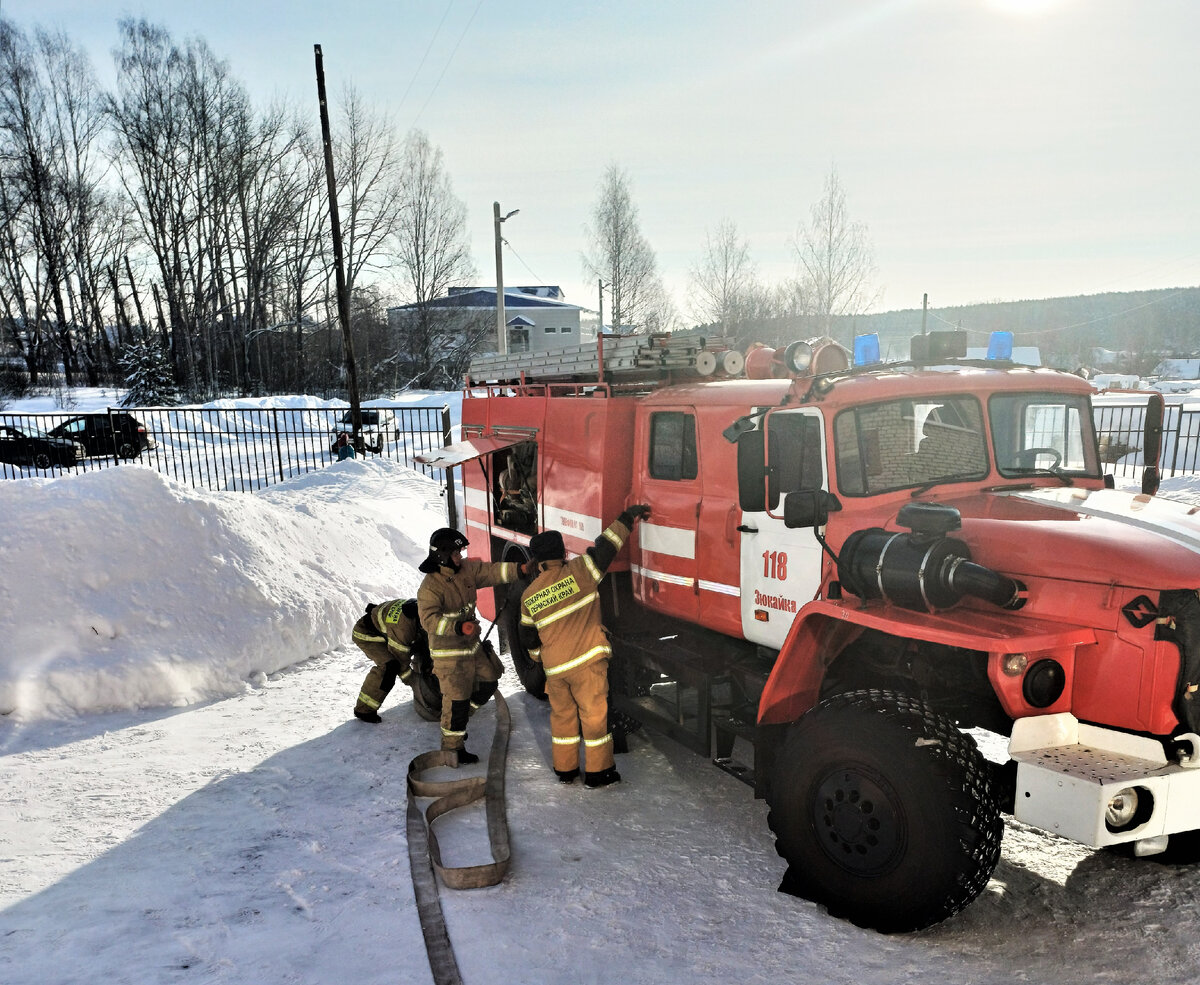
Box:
[767,414,823,508]
[649,412,698,481]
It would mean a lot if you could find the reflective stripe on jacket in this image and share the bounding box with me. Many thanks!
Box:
[375,598,422,659]
[417,559,518,662]
[518,517,631,675]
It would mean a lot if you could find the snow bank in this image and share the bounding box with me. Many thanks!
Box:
[0,457,445,719]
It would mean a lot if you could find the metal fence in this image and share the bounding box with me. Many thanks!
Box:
[1,404,456,508]
[6,395,1197,496]
[1092,395,1200,481]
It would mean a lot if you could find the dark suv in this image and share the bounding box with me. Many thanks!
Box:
[48,413,156,460]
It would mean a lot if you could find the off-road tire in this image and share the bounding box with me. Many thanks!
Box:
[766,688,1003,932]
[500,546,547,699]
[410,664,442,723]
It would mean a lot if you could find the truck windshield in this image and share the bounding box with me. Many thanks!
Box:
[833,395,988,496]
[989,391,1101,478]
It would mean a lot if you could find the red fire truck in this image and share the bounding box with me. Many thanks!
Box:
[417,329,1200,932]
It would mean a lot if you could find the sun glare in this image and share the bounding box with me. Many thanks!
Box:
[984,0,1064,15]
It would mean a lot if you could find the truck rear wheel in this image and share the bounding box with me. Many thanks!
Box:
[499,546,546,700]
[766,689,1002,932]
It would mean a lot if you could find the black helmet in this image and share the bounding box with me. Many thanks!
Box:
[430,528,468,553]
[529,530,565,562]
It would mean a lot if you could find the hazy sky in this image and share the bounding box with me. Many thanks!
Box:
[5,0,1199,320]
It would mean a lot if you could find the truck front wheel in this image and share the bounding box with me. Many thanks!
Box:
[766,689,1002,932]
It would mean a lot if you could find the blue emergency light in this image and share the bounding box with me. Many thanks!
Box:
[853,333,881,366]
[986,331,1014,360]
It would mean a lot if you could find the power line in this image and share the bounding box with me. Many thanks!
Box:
[395,1,455,115]
[505,241,545,285]
[412,0,485,127]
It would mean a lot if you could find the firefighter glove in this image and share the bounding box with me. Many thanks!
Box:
[619,504,651,526]
[455,619,478,636]
[519,559,539,579]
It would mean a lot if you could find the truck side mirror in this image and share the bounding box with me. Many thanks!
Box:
[736,429,767,512]
[784,489,841,529]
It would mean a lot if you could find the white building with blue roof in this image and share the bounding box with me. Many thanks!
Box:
[388,286,599,357]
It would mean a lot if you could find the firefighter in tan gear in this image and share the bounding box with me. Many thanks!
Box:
[351,599,427,723]
[417,527,525,765]
[518,504,651,787]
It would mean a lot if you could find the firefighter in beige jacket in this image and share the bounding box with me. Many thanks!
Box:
[351,598,426,723]
[416,527,522,764]
[518,505,650,787]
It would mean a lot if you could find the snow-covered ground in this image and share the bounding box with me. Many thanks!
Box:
[5,389,1200,984]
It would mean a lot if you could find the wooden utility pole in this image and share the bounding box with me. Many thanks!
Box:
[314,44,362,438]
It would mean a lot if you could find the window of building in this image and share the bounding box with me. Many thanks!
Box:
[544,326,557,334]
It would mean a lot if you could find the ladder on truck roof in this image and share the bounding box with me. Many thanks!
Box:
[467,333,745,385]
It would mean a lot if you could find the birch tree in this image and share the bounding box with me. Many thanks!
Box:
[793,166,878,338]
[391,128,477,387]
[584,165,674,334]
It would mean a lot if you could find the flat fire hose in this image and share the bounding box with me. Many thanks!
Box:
[406,692,511,985]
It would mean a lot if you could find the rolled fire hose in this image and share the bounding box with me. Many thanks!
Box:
[406,691,512,985]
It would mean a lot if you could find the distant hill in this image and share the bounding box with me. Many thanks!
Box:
[837,287,1200,371]
[717,287,1200,374]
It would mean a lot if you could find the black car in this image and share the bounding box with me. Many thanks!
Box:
[0,424,85,468]
[48,412,156,459]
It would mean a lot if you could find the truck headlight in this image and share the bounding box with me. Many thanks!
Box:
[1105,787,1150,832]
[1022,659,1065,708]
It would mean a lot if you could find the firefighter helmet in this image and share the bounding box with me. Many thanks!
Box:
[430,528,468,553]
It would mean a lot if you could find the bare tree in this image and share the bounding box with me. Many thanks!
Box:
[108,20,225,393]
[793,166,879,340]
[224,104,311,391]
[0,19,73,382]
[335,86,406,295]
[391,128,477,387]
[688,217,759,334]
[41,26,129,386]
[0,19,120,386]
[275,137,332,392]
[584,165,673,334]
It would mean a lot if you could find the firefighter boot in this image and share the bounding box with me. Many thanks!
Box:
[455,747,480,765]
[554,768,580,784]
[354,708,382,724]
[584,767,622,789]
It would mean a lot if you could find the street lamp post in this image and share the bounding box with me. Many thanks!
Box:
[493,202,519,355]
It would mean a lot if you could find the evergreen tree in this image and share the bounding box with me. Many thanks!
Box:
[118,339,180,406]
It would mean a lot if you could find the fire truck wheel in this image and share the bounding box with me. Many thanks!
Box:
[410,665,442,723]
[499,553,547,700]
[766,688,1003,933]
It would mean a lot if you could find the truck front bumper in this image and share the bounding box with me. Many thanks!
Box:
[1009,713,1200,854]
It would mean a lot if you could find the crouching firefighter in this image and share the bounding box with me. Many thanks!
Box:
[351,598,428,723]
[518,504,650,788]
[417,527,526,765]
